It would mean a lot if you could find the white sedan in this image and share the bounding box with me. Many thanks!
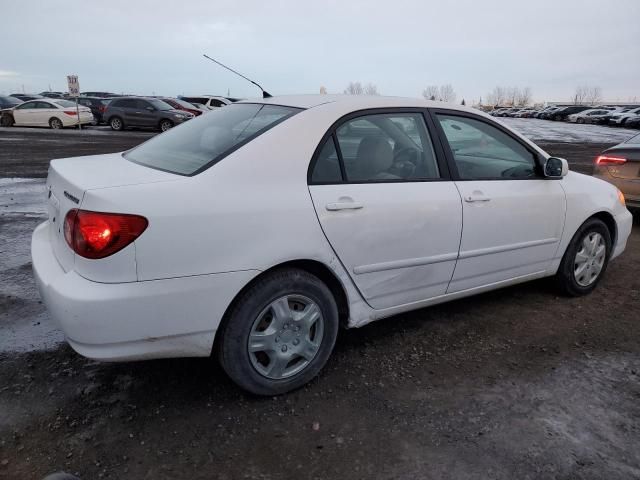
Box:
[32,95,633,395]
[9,98,93,128]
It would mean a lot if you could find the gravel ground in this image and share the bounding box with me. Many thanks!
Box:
[0,124,639,479]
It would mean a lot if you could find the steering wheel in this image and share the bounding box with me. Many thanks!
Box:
[393,146,418,164]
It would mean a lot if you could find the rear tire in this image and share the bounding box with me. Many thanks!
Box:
[218,268,339,395]
[577,118,584,124]
[555,218,611,296]
[49,117,63,129]
[109,116,124,131]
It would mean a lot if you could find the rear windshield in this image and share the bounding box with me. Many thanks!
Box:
[54,100,77,108]
[125,103,301,175]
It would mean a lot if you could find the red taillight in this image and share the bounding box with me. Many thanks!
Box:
[595,155,627,165]
[63,110,77,116]
[63,209,148,259]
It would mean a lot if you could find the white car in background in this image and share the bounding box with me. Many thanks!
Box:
[608,107,640,126]
[8,99,93,128]
[32,95,632,395]
[567,108,611,124]
[179,95,239,110]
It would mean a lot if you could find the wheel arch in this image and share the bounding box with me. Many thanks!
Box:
[590,211,617,247]
[212,259,350,356]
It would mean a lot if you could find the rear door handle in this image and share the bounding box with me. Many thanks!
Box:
[326,201,364,211]
[464,194,491,203]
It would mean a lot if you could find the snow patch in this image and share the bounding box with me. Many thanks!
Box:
[500,118,638,144]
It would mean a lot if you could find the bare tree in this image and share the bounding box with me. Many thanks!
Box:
[516,87,532,106]
[422,85,439,101]
[439,84,456,103]
[364,83,379,95]
[486,86,507,106]
[344,81,364,95]
[573,86,588,105]
[586,86,602,105]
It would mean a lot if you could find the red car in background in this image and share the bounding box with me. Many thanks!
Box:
[160,98,203,116]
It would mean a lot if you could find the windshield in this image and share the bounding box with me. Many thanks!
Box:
[2,96,22,106]
[125,103,301,175]
[148,99,174,110]
[173,99,197,109]
[625,133,640,145]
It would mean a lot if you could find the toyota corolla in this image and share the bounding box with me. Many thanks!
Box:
[32,95,633,395]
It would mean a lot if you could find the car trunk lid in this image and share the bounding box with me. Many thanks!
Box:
[603,146,640,180]
[46,153,178,273]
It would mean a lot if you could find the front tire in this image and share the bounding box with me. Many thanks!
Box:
[0,114,14,127]
[218,268,339,395]
[159,119,173,132]
[49,117,63,129]
[555,218,611,296]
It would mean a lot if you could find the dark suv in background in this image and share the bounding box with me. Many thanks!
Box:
[549,106,592,121]
[103,97,194,131]
[75,97,112,124]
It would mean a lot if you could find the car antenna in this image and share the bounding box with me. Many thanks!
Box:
[202,54,272,98]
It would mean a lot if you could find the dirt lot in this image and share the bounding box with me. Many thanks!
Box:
[1,125,639,479]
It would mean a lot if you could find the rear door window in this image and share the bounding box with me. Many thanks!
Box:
[125,103,301,175]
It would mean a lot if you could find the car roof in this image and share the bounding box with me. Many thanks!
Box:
[239,94,478,113]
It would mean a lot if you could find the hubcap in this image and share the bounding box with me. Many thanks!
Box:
[161,121,171,131]
[248,295,324,380]
[112,119,121,129]
[574,232,606,287]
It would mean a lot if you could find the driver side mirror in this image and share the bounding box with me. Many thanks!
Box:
[544,157,569,178]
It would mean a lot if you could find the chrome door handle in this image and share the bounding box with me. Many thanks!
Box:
[326,202,364,211]
[464,195,491,203]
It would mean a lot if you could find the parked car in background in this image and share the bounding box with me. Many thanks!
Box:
[103,97,194,131]
[549,106,592,121]
[75,97,112,124]
[159,97,203,116]
[5,99,93,128]
[514,109,537,118]
[80,91,119,98]
[567,109,612,124]
[0,95,23,109]
[179,95,237,110]
[593,133,640,209]
[608,107,640,126]
[534,106,558,118]
[10,93,44,102]
[190,103,210,113]
[489,108,510,117]
[39,91,67,99]
[539,107,563,120]
[31,95,632,395]
[626,115,640,129]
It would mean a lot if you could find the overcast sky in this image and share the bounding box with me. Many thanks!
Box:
[2,0,639,103]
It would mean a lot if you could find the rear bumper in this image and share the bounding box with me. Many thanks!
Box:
[612,209,633,260]
[31,221,259,361]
